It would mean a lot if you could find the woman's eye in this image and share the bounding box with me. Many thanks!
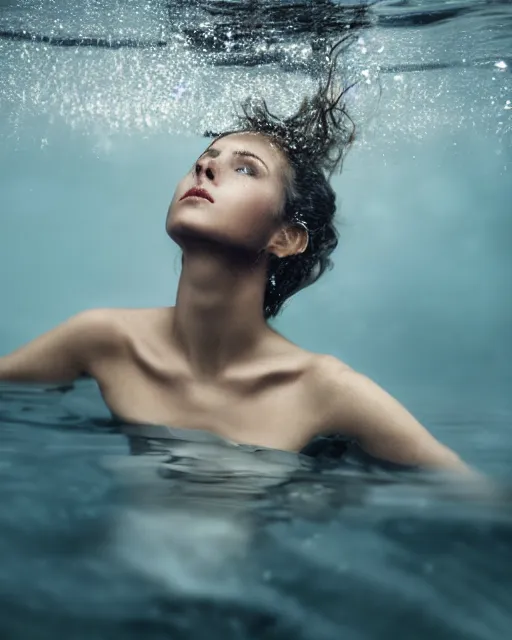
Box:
[236,164,256,176]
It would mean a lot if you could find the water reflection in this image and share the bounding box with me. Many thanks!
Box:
[0,381,511,638]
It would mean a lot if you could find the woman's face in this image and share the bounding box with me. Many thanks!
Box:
[166,133,289,254]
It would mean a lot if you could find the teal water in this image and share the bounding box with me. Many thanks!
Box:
[0,1,511,638]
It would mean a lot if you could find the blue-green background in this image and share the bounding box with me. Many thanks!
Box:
[1,1,511,463]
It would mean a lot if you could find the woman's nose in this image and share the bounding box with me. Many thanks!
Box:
[195,160,215,181]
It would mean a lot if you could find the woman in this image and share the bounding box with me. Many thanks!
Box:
[0,39,471,474]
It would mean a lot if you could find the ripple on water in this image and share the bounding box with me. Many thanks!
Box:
[0,381,511,639]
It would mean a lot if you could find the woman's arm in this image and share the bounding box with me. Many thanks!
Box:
[0,309,124,384]
[320,358,475,474]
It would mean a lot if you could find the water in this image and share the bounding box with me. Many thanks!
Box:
[1,1,512,638]
[1,381,511,639]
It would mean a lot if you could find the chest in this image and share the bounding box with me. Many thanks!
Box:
[99,358,320,451]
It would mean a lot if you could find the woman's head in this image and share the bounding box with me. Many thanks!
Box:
[167,37,355,319]
[167,131,298,258]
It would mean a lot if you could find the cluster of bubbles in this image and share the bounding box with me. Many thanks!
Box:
[0,0,510,150]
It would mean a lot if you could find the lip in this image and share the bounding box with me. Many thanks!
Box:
[179,187,214,203]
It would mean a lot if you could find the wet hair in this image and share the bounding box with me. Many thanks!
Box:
[211,36,356,319]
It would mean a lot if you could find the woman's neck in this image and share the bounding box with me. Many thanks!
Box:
[171,246,270,379]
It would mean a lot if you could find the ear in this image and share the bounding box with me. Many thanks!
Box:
[267,224,309,258]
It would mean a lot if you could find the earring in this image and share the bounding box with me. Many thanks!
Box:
[295,220,309,233]
[294,219,309,253]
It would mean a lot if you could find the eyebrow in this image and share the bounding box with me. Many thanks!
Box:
[200,147,269,172]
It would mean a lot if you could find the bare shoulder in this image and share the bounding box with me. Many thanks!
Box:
[305,354,393,433]
[306,353,354,390]
[0,306,173,385]
[66,307,124,341]
[71,306,170,350]
[309,354,393,395]
[83,306,169,329]
[297,354,473,473]
[71,307,126,338]
[294,353,353,421]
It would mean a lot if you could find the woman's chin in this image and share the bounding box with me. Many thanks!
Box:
[167,221,227,249]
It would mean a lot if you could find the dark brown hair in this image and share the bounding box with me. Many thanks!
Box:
[212,36,356,318]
